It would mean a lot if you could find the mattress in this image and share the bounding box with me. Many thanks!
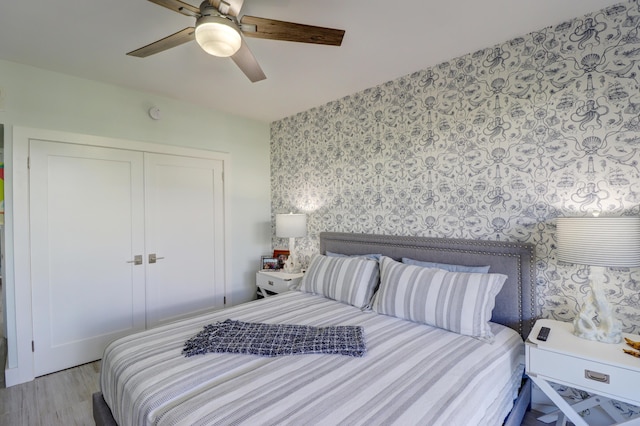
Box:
[101,291,524,426]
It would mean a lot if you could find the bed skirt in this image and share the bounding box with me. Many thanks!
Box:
[93,392,117,426]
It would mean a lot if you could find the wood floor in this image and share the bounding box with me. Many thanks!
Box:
[522,410,557,426]
[0,360,101,426]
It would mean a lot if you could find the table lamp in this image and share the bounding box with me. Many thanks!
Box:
[556,216,640,343]
[276,213,307,273]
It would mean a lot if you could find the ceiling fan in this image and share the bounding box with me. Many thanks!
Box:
[128,0,346,82]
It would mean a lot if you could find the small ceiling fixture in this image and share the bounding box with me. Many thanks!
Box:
[195,14,241,57]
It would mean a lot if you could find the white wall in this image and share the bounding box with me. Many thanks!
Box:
[0,59,271,384]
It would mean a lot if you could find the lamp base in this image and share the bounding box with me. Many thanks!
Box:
[283,254,300,274]
[573,267,622,344]
[283,237,302,274]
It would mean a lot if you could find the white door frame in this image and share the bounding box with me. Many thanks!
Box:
[6,126,231,386]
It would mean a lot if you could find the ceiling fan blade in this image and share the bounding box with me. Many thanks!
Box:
[230,38,266,82]
[148,0,200,16]
[127,27,196,58]
[240,16,345,46]
[209,0,244,17]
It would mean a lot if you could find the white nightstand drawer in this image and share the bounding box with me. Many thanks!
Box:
[256,271,304,297]
[528,346,640,404]
[256,273,292,293]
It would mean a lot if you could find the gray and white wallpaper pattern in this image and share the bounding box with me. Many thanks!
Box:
[271,1,640,333]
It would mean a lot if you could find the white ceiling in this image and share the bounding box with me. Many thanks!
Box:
[0,0,622,123]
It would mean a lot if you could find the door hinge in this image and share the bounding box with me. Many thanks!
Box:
[32,340,35,352]
[224,296,227,305]
[27,157,30,169]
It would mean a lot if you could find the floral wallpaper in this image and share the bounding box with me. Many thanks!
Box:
[271,1,640,334]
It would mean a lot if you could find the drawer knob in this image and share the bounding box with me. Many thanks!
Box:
[585,370,609,384]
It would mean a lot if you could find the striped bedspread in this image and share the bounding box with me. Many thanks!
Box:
[101,291,524,426]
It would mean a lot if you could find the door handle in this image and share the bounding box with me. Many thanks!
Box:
[126,255,143,265]
[149,253,165,264]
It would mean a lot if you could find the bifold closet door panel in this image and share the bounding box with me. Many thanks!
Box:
[144,153,226,328]
[30,140,146,377]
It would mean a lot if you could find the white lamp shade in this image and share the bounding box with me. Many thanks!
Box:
[195,15,241,57]
[276,213,307,238]
[556,217,640,267]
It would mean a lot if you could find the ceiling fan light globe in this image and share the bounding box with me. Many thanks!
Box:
[195,16,241,57]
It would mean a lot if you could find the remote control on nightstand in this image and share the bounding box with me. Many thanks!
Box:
[536,326,550,341]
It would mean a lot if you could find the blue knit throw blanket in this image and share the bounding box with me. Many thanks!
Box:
[183,319,366,358]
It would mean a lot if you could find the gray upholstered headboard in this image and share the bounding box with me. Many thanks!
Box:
[319,232,537,340]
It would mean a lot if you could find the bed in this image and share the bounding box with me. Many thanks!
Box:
[93,232,536,426]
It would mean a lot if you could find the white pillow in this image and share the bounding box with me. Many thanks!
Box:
[299,254,379,308]
[372,256,506,342]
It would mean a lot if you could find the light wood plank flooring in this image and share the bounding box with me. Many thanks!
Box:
[0,360,100,426]
[522,410,556,426]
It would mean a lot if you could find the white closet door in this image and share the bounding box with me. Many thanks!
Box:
[144,153,225,328]
[30,140,146,376]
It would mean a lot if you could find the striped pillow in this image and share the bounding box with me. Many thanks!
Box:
[299,254,380,308]
[372,256,507,341]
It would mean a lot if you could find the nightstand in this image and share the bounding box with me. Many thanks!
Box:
[256,271,304,298]
[525,319,640,426]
